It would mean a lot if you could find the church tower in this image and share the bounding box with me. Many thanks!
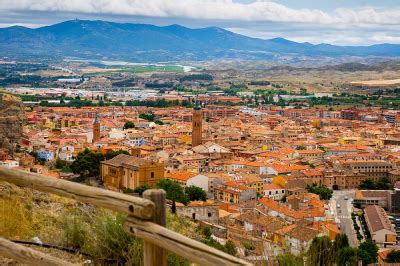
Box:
[192,99,203,147]
[92,113,101,143]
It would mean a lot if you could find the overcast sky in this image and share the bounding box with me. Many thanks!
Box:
[1,0,400,45]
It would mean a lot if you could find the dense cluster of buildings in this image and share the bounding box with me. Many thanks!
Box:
[1,96,400,258]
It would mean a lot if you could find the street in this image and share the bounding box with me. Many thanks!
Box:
[331,190,357,247]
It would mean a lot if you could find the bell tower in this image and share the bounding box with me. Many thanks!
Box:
[192,99,203,147]
[92,113,101,143]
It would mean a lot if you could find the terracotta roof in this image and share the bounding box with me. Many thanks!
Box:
[102,154,147,167]
[303,169,324,177]
[286,225,320,242]
[355,190,389,199]
[364,205,395,233]
[263,183,283,190]
[224,181,249,191]
[298,149,324,154]
[166,171,197,181]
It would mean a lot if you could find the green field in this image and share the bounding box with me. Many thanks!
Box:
[88,65,184,76]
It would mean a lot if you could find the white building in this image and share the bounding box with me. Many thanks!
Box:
[0,160,19,168]
[263,183,285,200]
[166,171,210,192]
[109,128,126,139]
[58,151,74,162]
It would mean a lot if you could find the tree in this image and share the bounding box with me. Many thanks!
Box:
[307,236,334,266]
[336,247,359,266]
[185,186,207,201]
[359,178,375,189]
[104,150,130,160]
[386,250,400,263]
[277,253,304,266]
[61,165,72,173]
[306,184,333,200]
[123,121,135,130]
[55,157,65,169]
[154,120,164,125]
[70,148,104,178]
[376,177,394,190]
[359,177,393,190]
[358,241,378,264]
[202,226,212,238]
[224,240,237,256]
[333,234,349,254]
[157,179,189,205]
[132,184,151,196]
[139,113,155,122]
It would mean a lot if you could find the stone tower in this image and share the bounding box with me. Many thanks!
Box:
[92,113,101,143]
[192,99,203,147]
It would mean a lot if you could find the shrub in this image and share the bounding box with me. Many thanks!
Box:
[82,212,143,265]
[243,241,255,251]
[225,240,237,256]
[61,213,88,249]
[202,227,212,238]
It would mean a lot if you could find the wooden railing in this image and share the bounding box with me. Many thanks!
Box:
[0,168,251,266]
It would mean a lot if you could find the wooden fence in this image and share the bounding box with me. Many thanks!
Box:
[0,167,251,266]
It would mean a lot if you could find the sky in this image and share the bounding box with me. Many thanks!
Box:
[1,0,400,45]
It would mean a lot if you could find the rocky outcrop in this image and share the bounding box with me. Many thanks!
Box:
[0,94,26,153]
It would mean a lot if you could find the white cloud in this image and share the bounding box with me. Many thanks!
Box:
[1,0,400,26]
[227,25,400,46]
[1,0,400,45]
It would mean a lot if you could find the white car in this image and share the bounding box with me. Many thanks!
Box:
[337,204,341,208]
[344,196,349,200]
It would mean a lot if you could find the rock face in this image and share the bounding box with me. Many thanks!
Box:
[0,94,26,153]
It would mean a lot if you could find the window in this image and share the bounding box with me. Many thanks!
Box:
[110,168,117,175]
[208,212,212,217]
[192,213,196,220]
[151,172,154,178]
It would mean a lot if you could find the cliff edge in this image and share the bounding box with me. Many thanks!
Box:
[0,93,26,153]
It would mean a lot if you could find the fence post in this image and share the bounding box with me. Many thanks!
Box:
[143,189,167,266]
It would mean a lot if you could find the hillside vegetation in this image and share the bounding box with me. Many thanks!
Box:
[0,181,201,265]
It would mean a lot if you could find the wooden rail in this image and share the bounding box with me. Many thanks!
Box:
[0,167,251,265]
[0,168,154,219]
[124,216,251,265]
[0,237,73,266]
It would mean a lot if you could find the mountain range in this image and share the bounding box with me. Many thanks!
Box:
[1,19,400,62]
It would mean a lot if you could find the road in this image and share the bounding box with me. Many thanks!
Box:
[331,190,357,247]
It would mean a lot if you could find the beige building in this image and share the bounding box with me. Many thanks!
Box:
[364,205,397,246]
[100,154,165,191]
[342,160,393,180]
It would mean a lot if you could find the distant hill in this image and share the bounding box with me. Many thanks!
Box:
[1,19,400,62]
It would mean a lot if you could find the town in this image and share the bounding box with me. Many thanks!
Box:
[1,58,400,264]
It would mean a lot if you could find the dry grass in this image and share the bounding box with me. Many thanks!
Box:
[0,182,201,265]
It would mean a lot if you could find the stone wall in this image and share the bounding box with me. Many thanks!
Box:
[0,94,26,153]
